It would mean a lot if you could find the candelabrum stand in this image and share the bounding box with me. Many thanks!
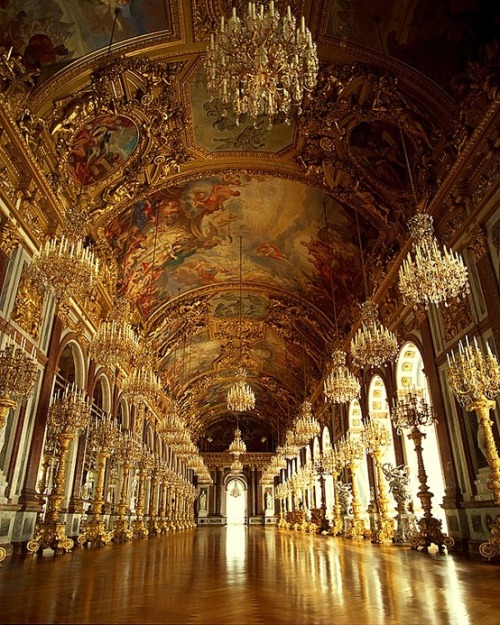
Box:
[362,420,396,544]
[321,449,343,536]
[148,469,160,536]
[337,436,370,540]
[131,452,151,538]
[78,417,118,547]
[113,434,141,542]
[392,388,454,552]
[157,469,168,533]
[27,387,91,554]
[448,337,500,559]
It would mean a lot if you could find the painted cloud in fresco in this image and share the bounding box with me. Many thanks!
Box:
[0,1,169,70]
[105,174,365,316]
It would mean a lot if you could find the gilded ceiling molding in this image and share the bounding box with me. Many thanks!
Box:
[148,282,334,342]
[29,5,183,113]
[429,100,500,234]
[0,102,62,237]
[315,0,455,119]
[200,452,274,471]
[298,62,440,231]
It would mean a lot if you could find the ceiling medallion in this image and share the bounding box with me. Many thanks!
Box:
[350,300,398,369]
[323,349,361,404]
[206,1,318,126]
[399,213,470,308]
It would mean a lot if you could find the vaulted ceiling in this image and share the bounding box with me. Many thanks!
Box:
[4,0,497,450]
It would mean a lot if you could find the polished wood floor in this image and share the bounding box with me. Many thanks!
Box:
[1,526,500,624]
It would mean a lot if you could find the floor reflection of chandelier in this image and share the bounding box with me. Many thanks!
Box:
[399,213,470,308]
[323,349,361,404]
[206,1,318,125]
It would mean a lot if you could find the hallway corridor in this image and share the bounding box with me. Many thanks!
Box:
[1,527,499,624]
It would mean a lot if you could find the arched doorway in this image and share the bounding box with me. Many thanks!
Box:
[225,477,247,525]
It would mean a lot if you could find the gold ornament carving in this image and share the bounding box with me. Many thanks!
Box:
[11,268,43,341]
[0,218,21,257]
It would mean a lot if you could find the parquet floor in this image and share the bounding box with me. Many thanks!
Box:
[1,526,499,624]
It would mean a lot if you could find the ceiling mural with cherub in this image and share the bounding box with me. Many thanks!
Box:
[105,174,373,317]
[4,0,496,444]
[0,0,171,74]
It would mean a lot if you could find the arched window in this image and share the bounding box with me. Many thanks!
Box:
[396,341,447,529]
[367,374,397,467]
[348,399,370,510]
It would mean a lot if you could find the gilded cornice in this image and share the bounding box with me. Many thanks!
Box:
[201,452,274,471]
[0,100,62,245]
[315,0,455,122]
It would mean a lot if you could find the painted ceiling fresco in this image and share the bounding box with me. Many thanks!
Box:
[68,113,139,186]
[18,0,495,441]
[188,65,295,153]
[105,175,372,317]
[326,0,499,91]
[0,0,170,73]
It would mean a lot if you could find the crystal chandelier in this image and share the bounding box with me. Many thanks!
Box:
[281,430,300,459]
[49,384,92,434]
[447,337,500,407]
[227,367,255,412]
[227,236,255,411]
[121,365,161,406]
[228,426,247,457]
[294,401,320,446]
[230,480,242,495]
[27,227,99,307]
[350,299,398,369]
[391,386,436,434]
[0,341,38,428]
[89,297,140,371]
[206,1,318,125]
[399,213,470,308]
[324,349,361,403]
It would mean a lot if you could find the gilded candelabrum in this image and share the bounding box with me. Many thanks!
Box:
[112,433,141,542]
[275,483,285,527]
[0,342,37,432]
[448,338,500,560]
[27,386,91,554]
[157,467,169,533]
[147,466,160,536]
[321,448,344,536]
[391,387,454,552]
[362,420,396,544]
[337,435,370,540]
[131,450,152,538]
[78,416,119,547]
